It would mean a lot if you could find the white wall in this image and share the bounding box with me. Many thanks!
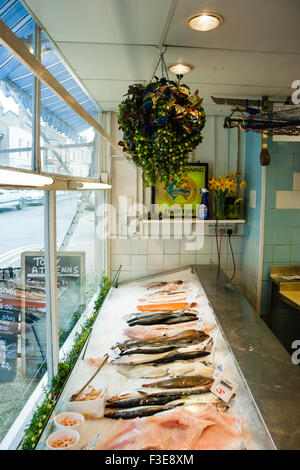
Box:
[107,111,245,285]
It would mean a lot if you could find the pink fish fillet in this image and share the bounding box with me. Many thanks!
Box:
[192,405,245,450]
[125,322,214,341]
[97,405,244,450]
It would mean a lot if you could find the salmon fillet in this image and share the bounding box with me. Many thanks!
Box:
[137,302,197,312]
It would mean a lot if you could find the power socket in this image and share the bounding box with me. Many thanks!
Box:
[208,225,234,235]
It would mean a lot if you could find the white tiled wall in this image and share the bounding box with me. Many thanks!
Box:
[111,231,243,286]
[109,111,245,287]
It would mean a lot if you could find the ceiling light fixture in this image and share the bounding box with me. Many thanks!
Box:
[68,181,112,190]
[168,64,192,75]
[0,169,53,187]
[188,13,223,32]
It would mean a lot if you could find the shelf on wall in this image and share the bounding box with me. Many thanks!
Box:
[140,219,246,224]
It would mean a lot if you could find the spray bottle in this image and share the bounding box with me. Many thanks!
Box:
[197,188,209,220]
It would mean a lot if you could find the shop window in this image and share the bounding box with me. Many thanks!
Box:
[0,45,34,170]
[55,190,103,347]
[0,188,47,445]
[40,84,100,178]
[41,31,99,121]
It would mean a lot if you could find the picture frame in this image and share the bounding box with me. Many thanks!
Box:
[151,162,208,218]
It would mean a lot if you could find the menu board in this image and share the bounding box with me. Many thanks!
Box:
[0,281,19,382]
[21,252,86,379]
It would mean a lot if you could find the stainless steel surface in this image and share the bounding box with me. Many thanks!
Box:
[193,264,300,450]
[270,265,300,285]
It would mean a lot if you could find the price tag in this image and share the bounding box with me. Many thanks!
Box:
[213,363,223,379]
[211,376,237,403]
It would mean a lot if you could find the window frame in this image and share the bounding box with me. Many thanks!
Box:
[0,8,111,449]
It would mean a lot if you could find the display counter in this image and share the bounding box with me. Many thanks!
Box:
[35,265,300,450]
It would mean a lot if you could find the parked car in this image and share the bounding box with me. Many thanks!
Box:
[24,190,44,206]
[0,190,25,210]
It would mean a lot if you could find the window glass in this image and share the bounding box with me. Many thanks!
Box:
[0,0,34,48]
[0,45,34,170]
[40,84,100,178]
[0,188,47,445]
[41,31,99,120]
[55,190,101,347]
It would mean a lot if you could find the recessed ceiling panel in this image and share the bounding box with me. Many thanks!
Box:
[24,0,173,44]
[166,47,300,89]
[57,43,156,80]
[82,79,144,102]
[167,0,300,53]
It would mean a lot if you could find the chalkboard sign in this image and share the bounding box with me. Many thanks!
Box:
[0,281,19,382]
[21,252,86,379]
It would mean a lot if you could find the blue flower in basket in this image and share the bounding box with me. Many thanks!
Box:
[144,100,153,112]
[157,115,168,127]
[164,88,172,99]
[159,78,167,85]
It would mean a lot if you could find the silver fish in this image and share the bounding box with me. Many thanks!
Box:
[127,313,198,327]
[104,398,228,419]
[113,330,209,353]
[106,387,214,409]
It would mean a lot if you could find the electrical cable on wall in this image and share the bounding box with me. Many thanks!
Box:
[207,192,220,267]
[227,228,236,281]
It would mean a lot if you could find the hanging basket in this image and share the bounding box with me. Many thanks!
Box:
[118,77,206,188]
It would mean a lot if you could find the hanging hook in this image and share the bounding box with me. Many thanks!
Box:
[152,45,169,81]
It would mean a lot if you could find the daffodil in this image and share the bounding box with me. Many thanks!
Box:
[219,181,227,191]
[240,181,246,189]
[234,197,243,205]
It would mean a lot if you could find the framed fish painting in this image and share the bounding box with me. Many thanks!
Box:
[151,163,208,218]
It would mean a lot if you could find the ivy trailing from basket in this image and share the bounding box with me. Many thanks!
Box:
[118,77,206,188]
[21,272,112,450]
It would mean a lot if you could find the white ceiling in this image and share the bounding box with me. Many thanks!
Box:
[24,0,300,112]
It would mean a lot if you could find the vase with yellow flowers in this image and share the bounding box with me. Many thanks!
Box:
[209,171,246,220]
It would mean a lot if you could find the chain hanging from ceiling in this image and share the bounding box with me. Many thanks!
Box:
[151,46,170,81]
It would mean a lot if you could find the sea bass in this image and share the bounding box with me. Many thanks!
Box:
[113,330,209,355]
[116,337,212,358]
[127,312,198,327]
[112,348,211,365]
[104,400,228,420]
[142,375,214,389]
[106,389,217,410]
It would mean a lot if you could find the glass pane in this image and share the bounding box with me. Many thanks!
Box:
[0,45,34,170]
[0,1,34,48]
[40,84,100,178]
[41,31,99,120]
[0,188,47,445]
[55,190,101,347]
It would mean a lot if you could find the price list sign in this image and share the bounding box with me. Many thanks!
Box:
[0,282,20,382]
[21,252,85,379]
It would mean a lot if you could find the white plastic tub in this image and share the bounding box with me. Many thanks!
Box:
[54,412,85,431]
[46,429,80,450]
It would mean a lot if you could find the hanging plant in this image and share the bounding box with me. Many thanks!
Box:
[118,77,206,188]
